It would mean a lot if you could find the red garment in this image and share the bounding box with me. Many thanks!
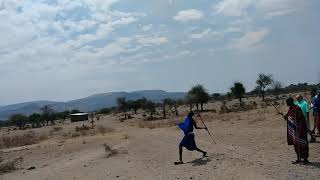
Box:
[285,105,309,159]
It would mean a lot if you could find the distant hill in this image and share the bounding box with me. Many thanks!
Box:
[0,90,186,120]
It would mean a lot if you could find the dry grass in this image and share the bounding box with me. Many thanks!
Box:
[51,126,63,132]
[0,157,23,174]
[138,119,181,129]
[0,131,47,149]
[75,125,91,132]
[96,125,114,136]
[103,144,127,158]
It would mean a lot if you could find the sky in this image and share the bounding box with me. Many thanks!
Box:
[0,0,319,105]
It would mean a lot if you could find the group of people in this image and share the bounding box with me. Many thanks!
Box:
[280,89,320,164]
[175,89,320,165]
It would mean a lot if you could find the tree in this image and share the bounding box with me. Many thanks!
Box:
[100,108,112,114]
[117,97,128,119]
[173,99,183,116]
[211,93,222,101]
[256,73,273,100]
[162,98,174,119]
[188,84,210,111]
[10,114,28,129]
[145,100,156,118]
[29,113,41,128]
[185,93,196,111]
[230,82,246,104]
[127,100,141,114]
[272,81,283,100]
[40,105,54,126]
[137,97,148,114]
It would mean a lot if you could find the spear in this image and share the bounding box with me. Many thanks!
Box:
[196,112,216,144]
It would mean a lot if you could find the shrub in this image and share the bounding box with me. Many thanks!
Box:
[75,125,90,132]
[0,157,23,174]
[50,126,63,134]
[96,125,114,136]
[0,131,47,149]
[103,144,127,158]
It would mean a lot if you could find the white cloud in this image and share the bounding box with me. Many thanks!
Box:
[190,29,211,39]
[173,9,204,22]
[137,36,168,46]
[231,28,270,50]
[215,0,252,17]
[214,0,305,18]
[142,24,153,31]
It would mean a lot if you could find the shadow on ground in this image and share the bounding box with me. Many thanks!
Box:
[305,162,320,169]
[187,157,211,166]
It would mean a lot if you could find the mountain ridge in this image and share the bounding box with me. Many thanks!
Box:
[0,90,186,120]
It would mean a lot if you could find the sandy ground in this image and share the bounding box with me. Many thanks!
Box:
[1,100,320,180]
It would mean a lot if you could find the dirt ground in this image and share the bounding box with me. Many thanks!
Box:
[1,98,320,180]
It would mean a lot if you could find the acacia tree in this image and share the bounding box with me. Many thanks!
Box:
[185,93,196,111]
[230,82,246,103]
[173,99,183,116]
[127,100,141,114]
[117,97,128,119]
[162,98,175,119]
[256,74,273,100]
[29,113,41,128]
[272,81,282,100]
[40,105,54,126]
[10,114,28,129]
[145,100,156,118]
[188,84,210,111]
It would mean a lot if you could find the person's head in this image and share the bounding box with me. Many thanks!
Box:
[295,94,303,102]
[286,97,295,107]
[311,89,317,97]
[188,111,194,117]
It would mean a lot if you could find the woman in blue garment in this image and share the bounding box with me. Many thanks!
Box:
[175,111,208,165]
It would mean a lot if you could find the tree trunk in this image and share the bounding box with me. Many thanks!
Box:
[163,104,166,119]
[261,91,265,101]
[174,106,179,116]
[196,104,199,110]
[200,103,204,111]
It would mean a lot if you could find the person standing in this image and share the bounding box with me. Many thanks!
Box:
[311,89,319,135]
[279,97,309,164]
[294,94,316,142]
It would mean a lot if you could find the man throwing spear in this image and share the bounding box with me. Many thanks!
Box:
[279,97,309,164]
[175,111,208,165]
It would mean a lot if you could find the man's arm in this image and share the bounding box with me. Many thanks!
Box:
[193,120,206,129]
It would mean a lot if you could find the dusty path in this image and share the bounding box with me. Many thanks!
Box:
[1,107,320,180]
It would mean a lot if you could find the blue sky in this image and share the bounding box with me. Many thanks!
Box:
[0,0,319,105]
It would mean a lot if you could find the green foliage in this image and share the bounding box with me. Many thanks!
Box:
[127,100,141,114]
[230,82,246,103]
[10,114,28,129]
[256,74,273,100]
[187,84,210,111]
[272,81,283,100]
[29,113,41,128]
[99,107,112,114]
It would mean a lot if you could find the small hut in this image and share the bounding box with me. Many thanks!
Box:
[70,113,89,122]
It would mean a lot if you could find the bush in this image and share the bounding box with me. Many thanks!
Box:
[96,125,114,136]
[0,157,23,174]
[50,126,63,134]
[75,125,90,132]
[103,144,127,158]
[0,131,47,149]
